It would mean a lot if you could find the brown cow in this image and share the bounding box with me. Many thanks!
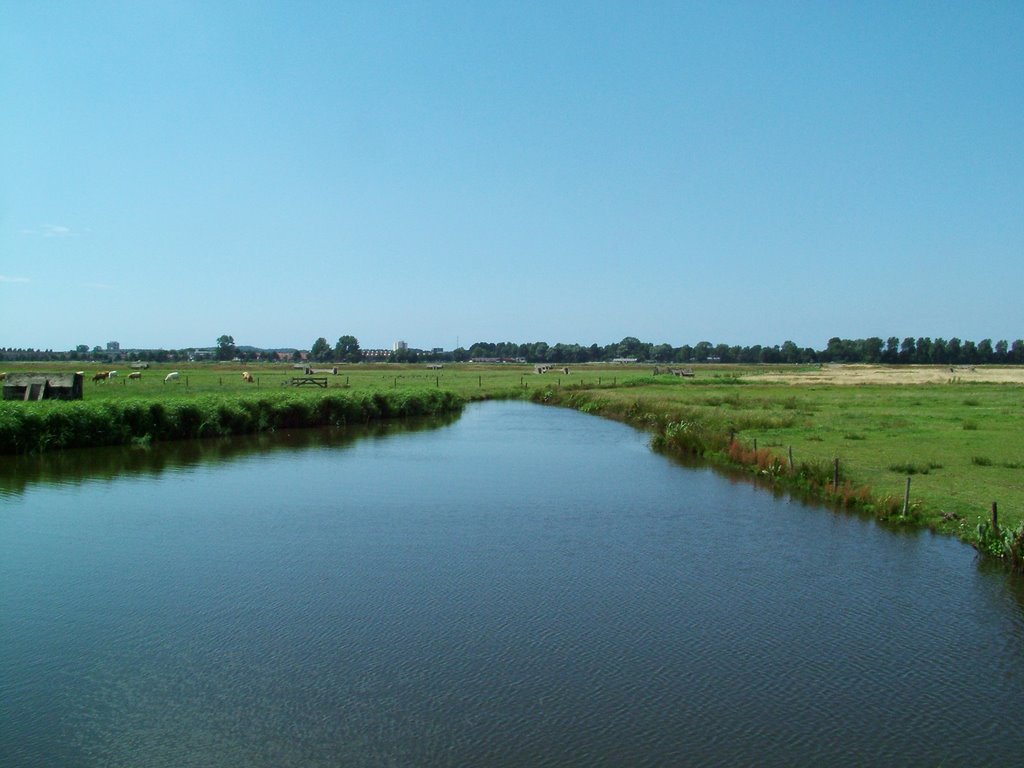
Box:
[92,371,110,383]
[241,371,255,383]
[128,371,142,380]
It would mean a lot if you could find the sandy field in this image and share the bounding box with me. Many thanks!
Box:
[745,364,1024,386]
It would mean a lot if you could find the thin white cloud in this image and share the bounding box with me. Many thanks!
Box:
[20,224,82,237]
[0,275,31,283]
[43,225,74,237]
[84,282,116,290]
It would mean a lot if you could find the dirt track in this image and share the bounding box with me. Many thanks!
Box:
[745,364,1024,385]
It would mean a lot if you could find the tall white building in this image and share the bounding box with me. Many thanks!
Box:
[393,340,408,352]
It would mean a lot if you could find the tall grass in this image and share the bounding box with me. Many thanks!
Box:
[0,389,464,454]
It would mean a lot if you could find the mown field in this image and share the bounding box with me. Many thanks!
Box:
[3,361,1022,545]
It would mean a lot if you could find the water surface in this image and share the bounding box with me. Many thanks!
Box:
[2,401,1022,766]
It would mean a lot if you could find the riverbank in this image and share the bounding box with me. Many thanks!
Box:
[525,375,1024,571]
[0,388,465,454]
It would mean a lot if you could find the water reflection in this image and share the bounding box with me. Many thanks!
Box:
[0,412,459,498]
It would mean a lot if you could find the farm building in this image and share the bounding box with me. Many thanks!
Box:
[3,372,84,401]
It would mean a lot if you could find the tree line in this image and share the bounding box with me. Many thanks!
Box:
[3,334,1022,365]
[452,336,1024,365]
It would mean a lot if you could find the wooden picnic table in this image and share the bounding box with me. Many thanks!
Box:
[285,376,328,388]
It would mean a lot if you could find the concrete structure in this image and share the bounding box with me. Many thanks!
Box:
[3,372,84,401]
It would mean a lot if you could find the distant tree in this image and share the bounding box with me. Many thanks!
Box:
[915,337,932,364]
[862,337,883,363]
[616,336,645,359]
[962,340,978,364]
[898,337,916,363]
[216,334,237,361]
[334,335,361,363]
[76,344,89,354]
[780,340,801,363]
[692,341,713,363]
[994,340,1009,362]
[311,337,331,362]
[1010,339,1024,364]
[977,339,993,363]
[882,337,899,364]
[652,343,674,363]
[947,337,962,363]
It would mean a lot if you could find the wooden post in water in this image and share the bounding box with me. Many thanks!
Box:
[788,446,794,470]
[992,501,1000,534]
[902,476,912,516]
[833,458,839,489]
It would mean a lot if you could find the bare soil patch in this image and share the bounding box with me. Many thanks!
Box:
[746,364,1024,386]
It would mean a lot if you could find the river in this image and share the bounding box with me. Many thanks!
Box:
[2,400,1022,766]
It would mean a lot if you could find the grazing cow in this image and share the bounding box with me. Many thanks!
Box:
[108,370,118,379]
[241,371,255,383]
[128,371,142,380]
[93,371,110,383]
[164,371,180,383]
[0,372,6,381]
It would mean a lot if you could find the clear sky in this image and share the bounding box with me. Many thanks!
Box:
[2,1,1021,352]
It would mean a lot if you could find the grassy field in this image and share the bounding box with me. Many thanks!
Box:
[3,360,1022,548]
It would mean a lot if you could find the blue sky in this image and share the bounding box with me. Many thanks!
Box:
[2,1,1021,352]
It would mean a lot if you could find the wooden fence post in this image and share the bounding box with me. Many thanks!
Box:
[902,476,912,516]
[753,438,757,452]
[992,501,1000,534]
[833,458,839,489]
[788,446,794,470]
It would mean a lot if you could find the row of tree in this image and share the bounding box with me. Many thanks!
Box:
[309,336,362,363]
[445,336,1024,366]
[4,334,1023,366]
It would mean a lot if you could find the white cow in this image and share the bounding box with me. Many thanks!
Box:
[164,371,180,383]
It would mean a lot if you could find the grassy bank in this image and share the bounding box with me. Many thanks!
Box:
[0,387,464,454]
[524,370,1024,568]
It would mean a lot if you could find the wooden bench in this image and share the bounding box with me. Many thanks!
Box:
[285,376,328,388]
